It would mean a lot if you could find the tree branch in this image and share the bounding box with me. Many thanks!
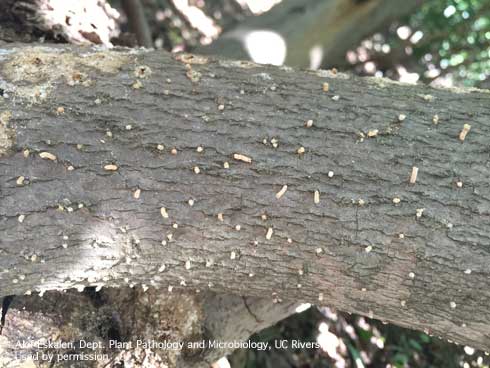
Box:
[197,0,423,68]
[121,0,153,48]
[0,45,489,354]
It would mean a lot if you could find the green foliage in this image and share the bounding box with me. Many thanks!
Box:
[229,307,489,368]
[407,0,490,86]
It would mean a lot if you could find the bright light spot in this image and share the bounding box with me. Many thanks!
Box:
[362,39,373,49]
[38,0,120,46]
[464,346,475,355]
[397,26,411,40]
[424,68,441,78]
[355,357,365,368]
[450,54,465,66]
[173,0,221,38]
[364,61,376,74]
[243,30,287,65]
[371,336,385,349]
[295,303,311,313]
[317,322,340,358]
[410,30,424,44]
[381,44,391,54]
[474,18,487,31]
[319,322,329,334]
[357,47,369,62]
[346,50,358,64]
[444,5,456,18]
[309,45,324,70]
[357,317,370,331]
[345,324,356,338]
[397,65,420,84]
[235,0,283,14]
[430,73,454,88]
[214,357,231,368]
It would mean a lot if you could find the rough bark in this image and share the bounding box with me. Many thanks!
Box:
[1,44,490,356]
[0,288,298,367]
[197,0,423,68]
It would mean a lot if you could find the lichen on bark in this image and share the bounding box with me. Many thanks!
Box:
[0,110,14,157]
[1,46,136,102]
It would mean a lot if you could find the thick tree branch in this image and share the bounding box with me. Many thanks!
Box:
[0,45,490,355]
[197,0,423,68]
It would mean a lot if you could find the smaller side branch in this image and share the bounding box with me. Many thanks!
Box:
[121,0,153,48]
[197,0,422,68]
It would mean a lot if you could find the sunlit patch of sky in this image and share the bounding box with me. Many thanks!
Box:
[409,30,424,44]
[243,30,287,65]
[234,0,283,14]
[444,5,456,18]
[172,0,221,42]
[396,25,411,40]
[317,322,340,358]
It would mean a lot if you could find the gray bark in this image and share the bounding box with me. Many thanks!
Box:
[197,0,423,68]
[0,44,490,356]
